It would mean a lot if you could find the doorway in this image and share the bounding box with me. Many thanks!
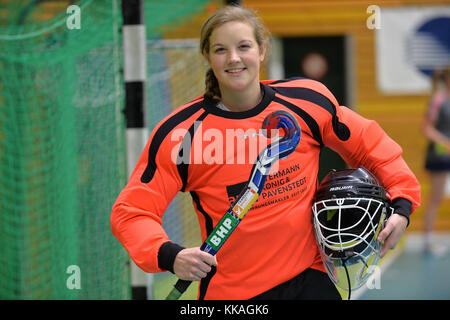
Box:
[282,35,351,181]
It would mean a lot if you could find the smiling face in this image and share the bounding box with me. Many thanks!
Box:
[205,21,266,100]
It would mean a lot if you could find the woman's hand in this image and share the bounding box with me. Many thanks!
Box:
[173,247,218,281]
[377,214,408,258]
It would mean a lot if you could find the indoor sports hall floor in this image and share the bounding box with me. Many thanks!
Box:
[356,232,450,300]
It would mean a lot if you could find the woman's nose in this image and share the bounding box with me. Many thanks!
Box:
[227,48,240,64]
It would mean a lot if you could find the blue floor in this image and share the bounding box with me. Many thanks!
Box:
[358,232,450,300]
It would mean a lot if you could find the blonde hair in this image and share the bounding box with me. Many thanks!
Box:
[199,5,271,102]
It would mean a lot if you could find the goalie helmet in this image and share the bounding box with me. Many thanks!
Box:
[312,167,391,295]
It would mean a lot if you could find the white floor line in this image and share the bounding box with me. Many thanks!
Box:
[352,231,450,299]
[352,240,404,300]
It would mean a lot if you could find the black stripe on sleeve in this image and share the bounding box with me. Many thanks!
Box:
[272,85,350,141]
[140,101,204,183]
[274,96,324,147]
[190,191,213,236]
[199,266,216,300]
[274,86,335,114]
[190,190,216,299]
[176,111,209,192]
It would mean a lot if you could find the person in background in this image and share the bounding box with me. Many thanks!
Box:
[423,66,450,255]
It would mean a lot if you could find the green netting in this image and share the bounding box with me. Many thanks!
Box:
[0,0,222,300]
[145,0,213,36]
[0,0,129,299]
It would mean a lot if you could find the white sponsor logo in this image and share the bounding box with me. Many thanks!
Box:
[329,185,353,191]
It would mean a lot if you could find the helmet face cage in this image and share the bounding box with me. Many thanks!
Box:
[312,168,389,293]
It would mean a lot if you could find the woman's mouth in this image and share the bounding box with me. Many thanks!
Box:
[226,68,246,75]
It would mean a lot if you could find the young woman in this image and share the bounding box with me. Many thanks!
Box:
[423,67,450,254]
[111,5,421,300]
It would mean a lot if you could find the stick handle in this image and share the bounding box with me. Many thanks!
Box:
[165,242,212,300]
[166,279,192,300]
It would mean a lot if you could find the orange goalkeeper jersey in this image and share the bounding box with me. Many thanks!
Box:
[111,78,421,300]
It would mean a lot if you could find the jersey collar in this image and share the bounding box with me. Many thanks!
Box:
[202,83,275,119]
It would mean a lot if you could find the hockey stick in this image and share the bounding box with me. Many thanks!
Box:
[166,110,301,300]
